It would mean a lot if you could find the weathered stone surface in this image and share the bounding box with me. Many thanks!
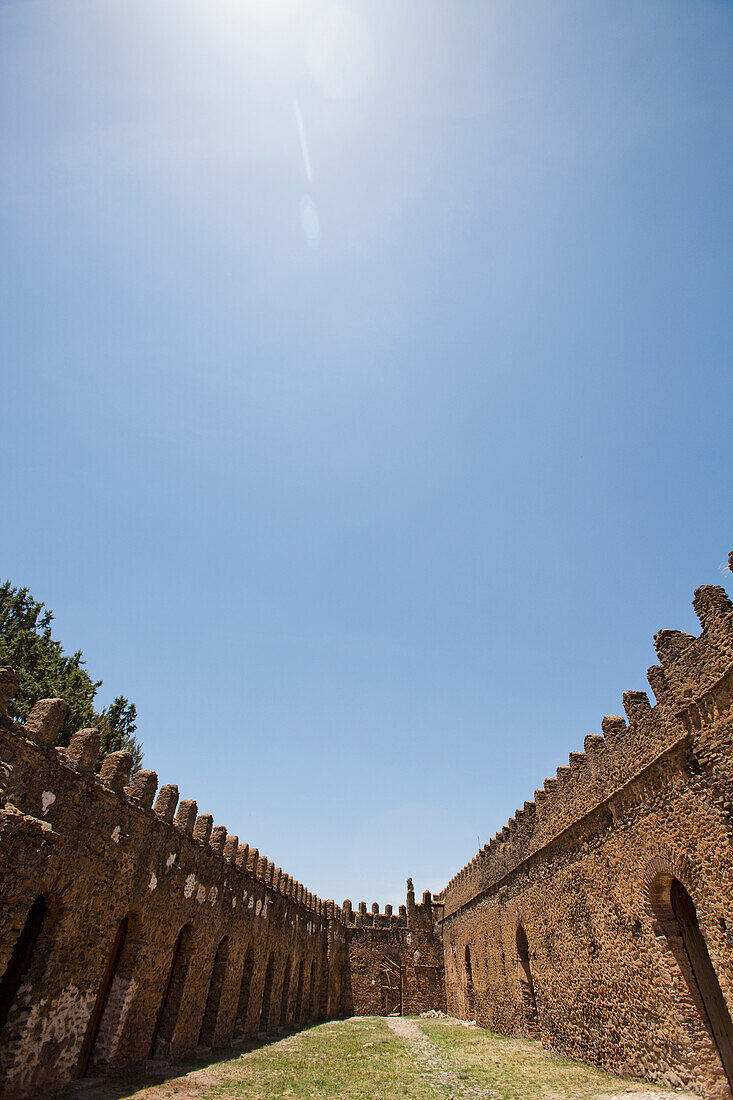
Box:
[222,834,238,863]
[24,699,66,748]
[98,750,134,793]
[126,769,158,809]
[153,783,179,823]
[0,723,338,1100]
[174,798,197,835]
[436,575,733,1100]
[63,727,99,774]
[193,813,213,845]
[209,825,227,856]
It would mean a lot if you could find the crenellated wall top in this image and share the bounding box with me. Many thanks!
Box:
[436,578,733,920]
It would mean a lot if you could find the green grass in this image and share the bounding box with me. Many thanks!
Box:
[118,1018,438,1100]
[84,1016,687,1100]
[417,1018,666,1099]
[211,1019,437,1099]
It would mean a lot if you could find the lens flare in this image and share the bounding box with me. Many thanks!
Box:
[293,98,313,183]
[307,5,374,101]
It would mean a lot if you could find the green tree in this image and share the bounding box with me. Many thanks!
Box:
[0,580,143,768]
[97,696,143,771]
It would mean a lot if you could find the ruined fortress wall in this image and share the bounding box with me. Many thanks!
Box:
[0,703,350,1100]
[343,893,447,1016]
[4,573,732,1100]
[437,583,733,1100]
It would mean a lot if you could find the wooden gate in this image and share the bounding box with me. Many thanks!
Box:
[380,956,402,1016]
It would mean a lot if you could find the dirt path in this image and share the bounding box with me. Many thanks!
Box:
[386,1016,501,1098]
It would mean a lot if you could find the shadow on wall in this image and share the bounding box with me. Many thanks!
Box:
[78,913,142,1077]
[150,923,195,1059]
[648,865,733,1093]
[198,936,230,1050]
[0,891,330,1094]
[516,923,538,1029]
[464,944,475,1020]
[231,943,255,1043]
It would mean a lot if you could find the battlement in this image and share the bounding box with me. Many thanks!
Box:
[0,669,334,926]
[341,899,408,927]
[340,888,436,930]
[436,581,733,919]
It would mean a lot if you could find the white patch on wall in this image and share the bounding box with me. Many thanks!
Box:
[41,791,56,815]
[196,885,207,904]
[255,899,262,916]
[232,897,237,909]
[148,872,157,892]
[184,874,196,899]
[166,853,176,869]
[110,825,122,844]
[414,950,420,962]
[248,896,254,909]
[406,933,412,945]
[208,886,218,905]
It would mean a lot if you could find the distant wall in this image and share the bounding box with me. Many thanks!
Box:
[343,892,446,1016]
[436,582,733,1100]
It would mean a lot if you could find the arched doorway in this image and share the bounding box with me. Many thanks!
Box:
[150,923,194,1059]
[198,936,230,1049]
[649,868,733,1091]
[516,924,538,1025]
[232,944,255,1041]
[0,896,47,1041]
[279,957,292,1030]
[78,913,141,1077]
[259,954,275,1035]
[464,944,475,1019]
[380,956,402,1016]
[309,959,318,1022]
[293,959,305,1025]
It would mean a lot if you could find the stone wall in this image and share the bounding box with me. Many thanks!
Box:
[436,581,733,1100]
[342,891,447,1017]
[0,689,354,1099]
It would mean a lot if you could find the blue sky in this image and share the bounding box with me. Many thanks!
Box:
[2,0,732,908]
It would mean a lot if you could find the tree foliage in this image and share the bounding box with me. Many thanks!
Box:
[0,581,143,770]
[97,696,143,771]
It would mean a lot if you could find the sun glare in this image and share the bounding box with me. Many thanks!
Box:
[307,5,374,100]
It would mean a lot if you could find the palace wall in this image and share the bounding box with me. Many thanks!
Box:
[0,693,353,1099]
[342,893,446,1017]
[436,582,733,1100]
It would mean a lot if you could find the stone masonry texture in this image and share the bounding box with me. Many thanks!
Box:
[0,565,733,1098]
